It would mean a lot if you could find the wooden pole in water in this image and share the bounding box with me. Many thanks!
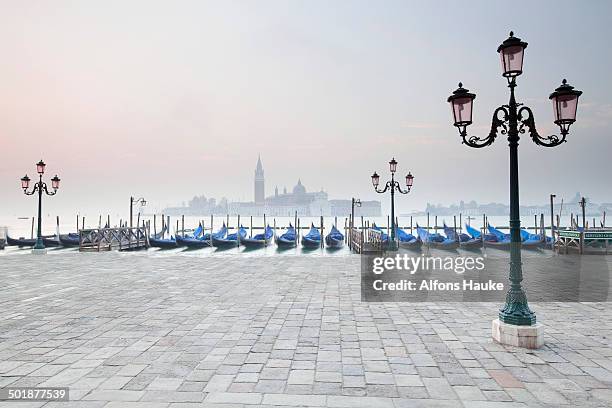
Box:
[320,215,324,248]
[361,216,364,234]
[297,218,300,244]
[136,213,140,231]
[153,215,157,236]
[182,215,185,237]
[31,217,34,238]
[410,216,413,234]
[250,216,253,236]
[107,215,110,229]
[82,216,85,231]
[434,216,438,234]
[603,211,606,228]
[226,214,229,229]
[237,214,241,247]
[176,220,179,238]
[482,214,486,237]
[76,214,79,232]
[161,215,165,238]
[459,213,462,233]
[386,215,390,236]
[453,215,457,241]
[344,217,347,243]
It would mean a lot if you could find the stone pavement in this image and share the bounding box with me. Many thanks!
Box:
[0,251,611,407]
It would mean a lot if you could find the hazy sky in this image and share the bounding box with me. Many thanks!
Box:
[1,0,610,218]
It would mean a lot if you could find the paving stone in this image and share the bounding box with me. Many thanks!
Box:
[0,253,610,407]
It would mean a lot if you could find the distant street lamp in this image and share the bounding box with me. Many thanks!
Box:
[350,198,361,249]
[130,196,147,228]
[21,160,61,251]
[447,32,582,328]
[371,158,414,250]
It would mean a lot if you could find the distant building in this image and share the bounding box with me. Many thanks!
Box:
[165,157,382,217]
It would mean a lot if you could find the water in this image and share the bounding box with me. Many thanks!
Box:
[1,213,567,240]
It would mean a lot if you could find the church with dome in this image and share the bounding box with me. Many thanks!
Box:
[228,157,380,217]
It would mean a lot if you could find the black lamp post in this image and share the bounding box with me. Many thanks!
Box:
[130,196,147,228]
[448,32,582,326]
[371,158,414,250]
[21,160,61,250]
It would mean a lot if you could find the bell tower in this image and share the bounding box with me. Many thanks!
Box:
[254,155,265,204]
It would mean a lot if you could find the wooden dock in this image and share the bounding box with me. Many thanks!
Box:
[79,227,149,252]
[555,228,611,254]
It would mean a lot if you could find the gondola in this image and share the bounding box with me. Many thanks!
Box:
[6,236,38,247]
[242,225,274,248]
[466,225,511,248]
[212,226,247,248]
[42,236,63,247]
[370,223,389,242]
[275,224,297,248]
[417,225,459,250]
[149,236,178,249]
[176,224,226,248]
[301,223,322,248]
[487,225,543,249]
[396,228,422,250]
[325,225,344,249]
[59,233,81,247]
[443,223,482,250]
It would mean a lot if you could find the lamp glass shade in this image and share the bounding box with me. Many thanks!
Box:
[141,200,147,206]
[36,160,46,175]
[553,94,579,124]
[406,173,414,188]
[451,97,473,126]
[389,158,397,173]
[549,80,582,125]
[21,175,30,189]
[499,45,525,77]
[51,175,60,190]
[371,172,380,188]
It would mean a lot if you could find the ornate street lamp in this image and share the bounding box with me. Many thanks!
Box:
[130,196,147,228]
[371,158,414,250]
[21,160,60,251]
[448,32,582,329]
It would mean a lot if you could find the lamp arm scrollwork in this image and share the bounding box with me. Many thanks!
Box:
[394,181,410,195]
[374,181,392,194]
[461,106,509,148]
[518,106,566,147]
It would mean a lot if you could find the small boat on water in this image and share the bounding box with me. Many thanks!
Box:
[177,224,226,248]
[325,225,344,249]
[275,224,297,248]
[396,228,421,250]
[443,223,482,250]
[417,225,459,250]
[149,236,178,249]
[59,233,80,247]
[370,223,389,242]
[242,225,274,249]
[301,223,322,248]
[6,236,39,247]
[212,226,247,248]
[487,225,543,249]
